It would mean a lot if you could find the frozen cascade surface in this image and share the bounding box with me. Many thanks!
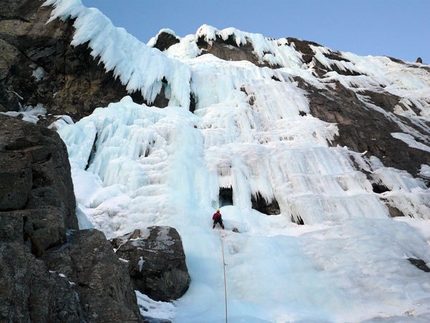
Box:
[48,0,430,322]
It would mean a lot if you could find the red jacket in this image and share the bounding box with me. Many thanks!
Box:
[212,212,222,220]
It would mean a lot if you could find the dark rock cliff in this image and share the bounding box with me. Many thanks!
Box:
[0,0,143,122]
[0,114,144,322]
[0,114,77,243]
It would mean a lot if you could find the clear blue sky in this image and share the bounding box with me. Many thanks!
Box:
[81,0,429,63]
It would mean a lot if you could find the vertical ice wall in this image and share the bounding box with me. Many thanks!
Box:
[190,57,392,224]
[50,0,430,232]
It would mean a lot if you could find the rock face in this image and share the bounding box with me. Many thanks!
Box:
[293,64,430,180]
[0,115,144,322]
[112,227,191,302]
[42,229,144,323]
[0,0,143,121]
[0,114,77,242]
[196,33,274,68]
[0,242,84,322]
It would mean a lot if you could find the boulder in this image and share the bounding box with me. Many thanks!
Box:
[112,227,191,302]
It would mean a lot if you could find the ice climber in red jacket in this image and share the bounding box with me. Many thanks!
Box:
[212,209,224,229]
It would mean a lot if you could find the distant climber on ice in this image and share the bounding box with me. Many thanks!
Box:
[212,209,224,229]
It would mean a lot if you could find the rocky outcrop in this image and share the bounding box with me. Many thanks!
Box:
[152,31,180,52]
[0,0,143,121]
[42,229,144,323]
[0,242,84,322]
[0,115,144,322]
[0,228,144,323]
[295,76,430,180]
[0,114,77,236]
[287,40,430,181]
[0,114,80,321]
[111,227,191,302]
[196,33,276,68]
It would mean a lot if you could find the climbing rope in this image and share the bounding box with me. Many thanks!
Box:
[219,232,228,323]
